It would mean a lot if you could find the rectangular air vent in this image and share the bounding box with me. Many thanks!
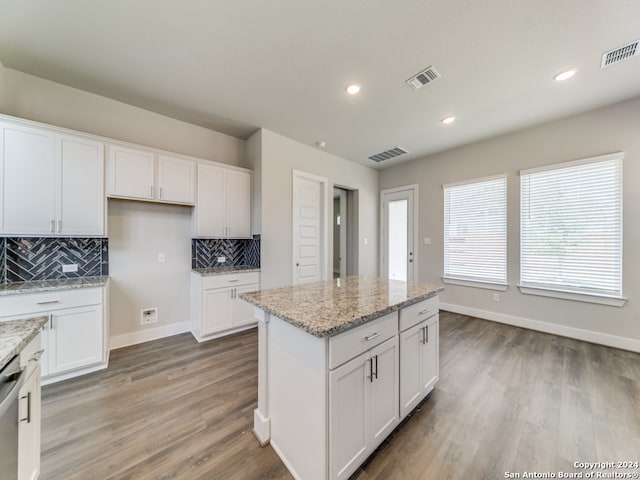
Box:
[368,147,408,163]
[601,40,639,68]
[406,66,441,90]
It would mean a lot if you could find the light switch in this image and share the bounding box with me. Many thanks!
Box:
[158,253,166,263]
[423,237,431,245]
[363,238,368,245]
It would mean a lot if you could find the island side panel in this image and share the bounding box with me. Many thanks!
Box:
[253,308,270,445]
[269,315,328,480]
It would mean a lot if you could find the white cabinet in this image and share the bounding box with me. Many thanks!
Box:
[0,122,105,236]
[399,297,439,419]
[194,163,252,238]
[107,145,195,205]
[18,334,42,480]
[44,304,103,376]
[329,336,399,480]
[191,271,259,341]
[0,287,108,384]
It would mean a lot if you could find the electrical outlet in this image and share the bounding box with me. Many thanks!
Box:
[141,307,158,325]
[493,293,500,302]
[158,253,165,263]
[363,238,368,245]
[62,264,78,273]
[423,237,431,245]
[217,256,226,263]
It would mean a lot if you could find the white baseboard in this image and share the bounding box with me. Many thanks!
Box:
[440,302,640,353]
[110,321,192,350]
[270,439,302,480]
[191,323,257,343]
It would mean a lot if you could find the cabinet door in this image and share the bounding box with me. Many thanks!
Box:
[202,287,234,335]
[18,364,41,480]
[48,305,103,375]
[400,321,424,418]
[329,351,369,480]
[107,145,155,200]
[196,164,226,237]
[226,170,252,238]
[0,123,56,234]
[57,134,105,236]
[369,336,399,446]
[232,283,259,327]
[157,154,195,205]
[421,315,439,393]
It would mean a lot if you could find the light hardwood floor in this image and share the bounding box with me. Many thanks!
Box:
[41,312,640,479]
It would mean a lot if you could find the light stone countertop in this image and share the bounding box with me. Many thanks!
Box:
[0,316,48,371]
[192,266,260,276]
[240,275,443,337]
[0,276,109,296]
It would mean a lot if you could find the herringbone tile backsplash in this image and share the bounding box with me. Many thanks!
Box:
[192,235,260,269]
[0,237,109,283]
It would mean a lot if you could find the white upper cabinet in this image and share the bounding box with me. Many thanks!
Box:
[57,134,105,236]
[157,154,196,204]
[107,145,195,205]
[195,163,252,238]
[0,121,105,236]
[107,145,155,200]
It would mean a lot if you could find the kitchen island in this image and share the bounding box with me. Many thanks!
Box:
[240,276,443,480]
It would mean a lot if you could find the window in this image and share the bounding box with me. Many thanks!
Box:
[520,152,623,304]
[443,175,507,288]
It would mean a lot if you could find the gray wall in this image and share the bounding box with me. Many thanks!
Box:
[258,129,379,289]
[0,61,5,111]
[380,96,640,349]
[1,69,246,345]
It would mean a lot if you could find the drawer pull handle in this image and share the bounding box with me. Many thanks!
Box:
[36,300,60,305]
[228,279,239,283]
[365,332,380,342]
[20,391,32,423]
[419,309,430,315]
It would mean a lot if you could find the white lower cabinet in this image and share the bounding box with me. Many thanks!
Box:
[0,287,108,383]
[329,336,399,480]
[191,271,259,341]
[18,334,43,480]
[399,298,440,419]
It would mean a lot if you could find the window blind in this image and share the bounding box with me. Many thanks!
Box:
[520,153,623,297]
[444,176,507,284]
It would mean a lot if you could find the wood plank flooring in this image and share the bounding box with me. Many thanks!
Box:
[40,312,640,480]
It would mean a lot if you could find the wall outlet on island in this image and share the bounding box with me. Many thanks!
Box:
[141,307,158,325]
[217,256,226,263]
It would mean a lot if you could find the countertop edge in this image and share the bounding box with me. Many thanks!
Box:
[0,276,109,297]
[240,288,443,338]
[191,267,261,277]
[0,316,48,371]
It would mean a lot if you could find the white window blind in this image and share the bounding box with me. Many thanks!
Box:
[444,175,507,284]
[520,153,623,297]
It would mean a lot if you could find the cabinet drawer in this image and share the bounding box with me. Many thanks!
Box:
[201,272,260,290]
[329,311,398,369]
[399,295,438,332]
[19,333,43,374]
[0,288,103,318]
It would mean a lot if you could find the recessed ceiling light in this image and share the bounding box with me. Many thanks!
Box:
[441,116,456,125]
[346,84,361,95]
[554,68,577,81]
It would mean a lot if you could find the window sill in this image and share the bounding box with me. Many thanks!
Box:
[442,277,509,291]
[518,285,627,307]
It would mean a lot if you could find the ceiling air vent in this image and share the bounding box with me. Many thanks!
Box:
[601,40,639,68]
[406,66,441,90]
[368,147,409,163]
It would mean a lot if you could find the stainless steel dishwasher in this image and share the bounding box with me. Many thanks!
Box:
[0,355,26,480]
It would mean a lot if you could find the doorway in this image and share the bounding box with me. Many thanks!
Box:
[332,187,358,278]
[381,185,418,282]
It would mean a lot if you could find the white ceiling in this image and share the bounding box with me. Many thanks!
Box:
[0,1,639,169]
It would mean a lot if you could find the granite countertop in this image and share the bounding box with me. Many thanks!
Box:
[240,276,443,337]
[0,316,48,371]
[0,276,109,296]
[192,266,261,276]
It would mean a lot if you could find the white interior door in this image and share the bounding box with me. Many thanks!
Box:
[292,170,328,285]
[381,186,417,282]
